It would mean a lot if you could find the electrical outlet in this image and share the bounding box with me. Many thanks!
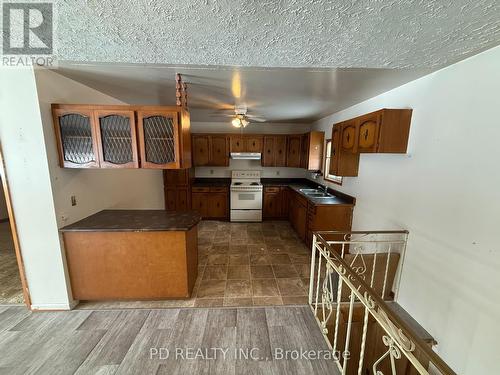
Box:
[71,195,77,206]
[210,169,214,175]
[276,170,280,176]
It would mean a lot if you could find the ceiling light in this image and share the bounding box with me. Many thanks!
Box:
[232,117,242,128]
[241,118,249,127]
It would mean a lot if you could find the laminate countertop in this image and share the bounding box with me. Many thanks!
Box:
[60,210,201,232]
[192,177,356,206]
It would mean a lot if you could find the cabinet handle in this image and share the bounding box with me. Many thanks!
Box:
[364,130,369,140]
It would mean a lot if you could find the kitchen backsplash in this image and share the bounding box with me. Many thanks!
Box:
[194,159,309,178]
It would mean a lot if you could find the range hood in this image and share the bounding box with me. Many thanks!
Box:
[230,152,261,160]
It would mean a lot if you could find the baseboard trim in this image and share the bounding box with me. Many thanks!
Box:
[31,300,79,311]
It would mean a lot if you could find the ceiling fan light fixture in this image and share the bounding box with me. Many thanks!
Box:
[232,117,242,128]
[241,118,249,127]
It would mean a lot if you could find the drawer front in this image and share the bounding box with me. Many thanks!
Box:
[192,186,210,193]
[264,186,280,193]
[210,186,228,193]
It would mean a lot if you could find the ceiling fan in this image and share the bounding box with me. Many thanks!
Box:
[213,104,266,128]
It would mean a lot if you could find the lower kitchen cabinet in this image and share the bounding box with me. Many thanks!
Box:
[263,186,290,219]
[305,204,354,248]
[289,191,308,241]
[263,187,282,218]
[288,188,354,248]
[192,186,229,219]
[163,169,193,211]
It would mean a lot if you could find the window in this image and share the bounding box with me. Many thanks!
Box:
[324,139,343,185]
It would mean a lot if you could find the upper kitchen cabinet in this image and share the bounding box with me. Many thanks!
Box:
[137,109,180,169]
[330,123,360,177]
[230,135,245,152]
[230,135,263,153]
[262,135,287,167]
[341,109,412,154]
[94,109,138,168]
[52,104,192,169]
[245,135,263,153]
[192,135,210,166]
[373,109,412,153]
[341,120,357,154]
[300,131,324,170]
[52,106,100,168]
[286,135,302,168]
[210,135,230,166]
[192,134,229,167]
[356,112,380,153]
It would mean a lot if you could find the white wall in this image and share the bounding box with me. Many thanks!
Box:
[0,178,8,220]
[0,68,166,310]
[35,70,165,227]
[192,121,311,178]
[311,46,500,375]
[0,68,72,309]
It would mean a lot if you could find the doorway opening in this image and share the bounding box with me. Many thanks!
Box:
[0,147,31,308]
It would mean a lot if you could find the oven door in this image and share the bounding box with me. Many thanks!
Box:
[230,190,262,210]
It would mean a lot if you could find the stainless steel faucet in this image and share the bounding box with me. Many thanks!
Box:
[318,184,328,193]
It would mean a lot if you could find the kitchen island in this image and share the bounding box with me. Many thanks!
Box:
[60,210,201,301]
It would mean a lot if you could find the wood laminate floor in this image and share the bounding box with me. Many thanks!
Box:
[0,305,339,375]
[0,222,24,305]
[78,221,313,310]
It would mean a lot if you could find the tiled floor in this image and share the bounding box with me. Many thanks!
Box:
[78,220,312,310]
[194,220,312,307]
[0,221,24,305]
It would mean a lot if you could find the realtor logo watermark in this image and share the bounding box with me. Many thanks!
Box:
[1,1,56,67]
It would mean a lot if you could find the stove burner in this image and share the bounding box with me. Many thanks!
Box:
[234,182,242,185]
[250,182,260,186]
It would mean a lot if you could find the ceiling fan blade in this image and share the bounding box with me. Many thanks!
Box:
[246,114,266,122]
[209,113,234,117]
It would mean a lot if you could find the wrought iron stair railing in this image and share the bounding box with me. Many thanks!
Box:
[309,230,456,375]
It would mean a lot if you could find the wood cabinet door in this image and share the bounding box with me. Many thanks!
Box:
[210,135,229,166]
[176,168,192,186]
[52,107,100,168]
[245,136,263,153]
[165,189,176,210]
[192,135,210,166]
[263,192,281,218]
[329,124,341,175]
[357,113,380,153]
[280,187,289,218]
[341,120,357,153]
[94,109,138,168]
[208,193,227,218]
[287,135,302,168]
[164,170,177,186]
[300,133,310,169]
[191,193,208,217]
[230,135,245,152]
[262,136,275,167]
[295,200,307,241]
[176,189,189,211]
[137,110,180,169]
[275,136,287,167]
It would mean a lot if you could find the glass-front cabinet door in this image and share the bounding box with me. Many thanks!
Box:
[137,110,180,169]
[94,110,138,168]
[53,108,100,168]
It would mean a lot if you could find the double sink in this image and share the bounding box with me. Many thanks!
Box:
[299,188,335,199]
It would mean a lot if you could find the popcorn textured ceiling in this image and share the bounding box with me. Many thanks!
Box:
[57,0,500,68]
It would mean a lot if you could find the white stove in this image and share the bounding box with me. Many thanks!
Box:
[230,170,263,222]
